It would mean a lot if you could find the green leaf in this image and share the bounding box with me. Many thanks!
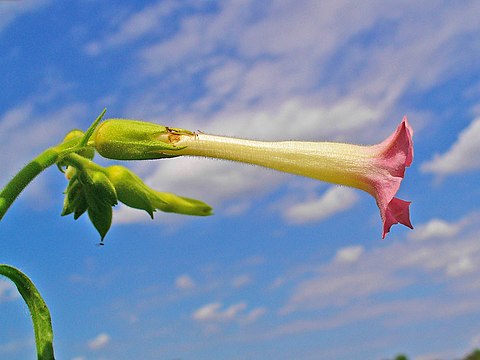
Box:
[0,264,55,360]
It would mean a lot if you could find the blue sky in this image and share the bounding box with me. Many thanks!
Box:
[1,1,480,359]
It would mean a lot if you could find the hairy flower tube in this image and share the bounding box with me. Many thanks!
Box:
[93,118,414,238]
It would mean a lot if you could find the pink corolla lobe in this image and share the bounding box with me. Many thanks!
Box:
[369,117,414,238]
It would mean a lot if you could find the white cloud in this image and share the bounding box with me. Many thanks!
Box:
[0,0,50,34]
[192,302,247,322]
[231,274,251,288]
[125,0,480,115]
[446,257,476,278]
[242,307,267,324]
[334,245,364,264]
[284,187,358,224]
[422,118,480,175]
[0,101,87,186]
[0,339,33,355]
[175,274,196,290]
[269,296,480,341]
[281,213,480,314]
[84,1,183,55]
[202,98,383,141]
[88,332,110,350]
[0,280,19,302]
[409,218,463,241]
[191,301,265,325]
[281,271,408,314]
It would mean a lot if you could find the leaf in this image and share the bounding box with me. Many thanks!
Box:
[0,264,55,360]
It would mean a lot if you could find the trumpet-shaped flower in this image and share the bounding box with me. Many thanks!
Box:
[93,117,414,238]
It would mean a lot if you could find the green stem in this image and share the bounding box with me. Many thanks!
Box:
[0,264,55,360]
[63,152,106,174]
[0,148,60,220]
[0,110,106,220]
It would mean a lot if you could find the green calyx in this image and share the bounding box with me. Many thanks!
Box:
[62,166,117,240]
[61,159,212,240]
[92,119,193,160]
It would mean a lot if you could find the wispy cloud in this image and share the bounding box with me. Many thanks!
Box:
[334,245,365,264]
[88,332,110,350]
[422,117,480,175]
[231,274,251,288]
[283,186,358,224]
[175,274,196,290]
[84,1,185,55]
[0,0,50,35]
[192,301,246,322]
[281,213,480,315]
[0,338,33,356]
[409,217,469,241]
[0,100,87,184]
[192,301,265,325]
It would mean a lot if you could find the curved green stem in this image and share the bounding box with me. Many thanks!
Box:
[0,140,94,220]
[63,152,106,174]
[0,148,60,220]
[0,110,106,221]
[0,264,55,360]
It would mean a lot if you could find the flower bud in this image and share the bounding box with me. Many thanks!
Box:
[61,175,89,220]
[105,165,212,218]
[92,119,193,160]
[104,165,156,217]
[151,191,213,216]
[78,170,118,208]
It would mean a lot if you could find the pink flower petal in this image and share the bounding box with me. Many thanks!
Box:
[382,198,413,238]
[370,117,414,238]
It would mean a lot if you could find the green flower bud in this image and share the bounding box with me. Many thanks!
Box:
[78,170,118,208]
[61,176,89,219]
[105,165,157,218]
[92,119,193,160]
[61,177,82,216]
[151,191,213,216]
[62,129,95,160]
[62,168,116,240]
[105,165,212,218]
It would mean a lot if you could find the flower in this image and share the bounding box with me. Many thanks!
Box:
[362,117,414,237]
[92,117,413,238]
